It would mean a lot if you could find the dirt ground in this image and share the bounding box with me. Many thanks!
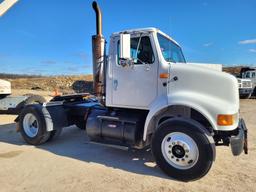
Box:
[0,91,255,192]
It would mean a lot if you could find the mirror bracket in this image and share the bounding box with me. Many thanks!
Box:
[120,58,134,68]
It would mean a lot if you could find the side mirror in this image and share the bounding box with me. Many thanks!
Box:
[119,33,131,58]
[119,34,133,67]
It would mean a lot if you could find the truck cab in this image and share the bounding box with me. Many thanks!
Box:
[106,28,241,139]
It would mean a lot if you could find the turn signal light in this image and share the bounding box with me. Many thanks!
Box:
[217,114,235,126]
[159,73,169,79]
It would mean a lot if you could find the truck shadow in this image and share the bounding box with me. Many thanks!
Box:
[0,123,169,179]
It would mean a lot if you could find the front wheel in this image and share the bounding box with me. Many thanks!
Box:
[151,118,215,181]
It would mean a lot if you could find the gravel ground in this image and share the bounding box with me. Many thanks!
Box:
[0,94,255,192]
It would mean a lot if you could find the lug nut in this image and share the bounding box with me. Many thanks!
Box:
[185,150,189,153]
[185,155,188,158]
[168,150,171,154]
[171,156,174,158]
[176,159,179,162]
[182,158,185,161]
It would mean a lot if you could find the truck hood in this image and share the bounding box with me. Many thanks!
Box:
[167,64,239,129]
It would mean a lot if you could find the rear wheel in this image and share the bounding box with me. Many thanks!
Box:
[19,105,50,145]
[151,118,215,181]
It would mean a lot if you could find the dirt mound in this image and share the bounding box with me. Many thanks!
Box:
[1,74,93,93]
[223,66,245,77]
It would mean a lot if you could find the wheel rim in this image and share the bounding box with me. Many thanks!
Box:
[23,113,39,138]
[161,132,199,170]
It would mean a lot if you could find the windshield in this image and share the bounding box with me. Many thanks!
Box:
[157,33,186,63]
[244,72,250,78]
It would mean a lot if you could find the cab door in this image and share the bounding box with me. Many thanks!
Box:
[111,34,158,109]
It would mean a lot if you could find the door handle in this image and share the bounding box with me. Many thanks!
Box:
[113,79,118,90]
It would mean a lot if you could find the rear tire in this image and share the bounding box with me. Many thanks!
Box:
[151,118,214,181]
[19,105,50,145]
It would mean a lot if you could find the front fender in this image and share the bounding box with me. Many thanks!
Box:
[143,92,239,141]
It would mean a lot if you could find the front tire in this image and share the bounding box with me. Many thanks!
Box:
[151,118,215,181]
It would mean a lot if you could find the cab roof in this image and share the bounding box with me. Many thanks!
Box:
[111,27,180,46]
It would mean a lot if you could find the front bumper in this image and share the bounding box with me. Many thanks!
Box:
[239,88,253,96]
[230,118,248,156]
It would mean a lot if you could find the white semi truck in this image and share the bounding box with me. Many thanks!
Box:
[241,68,256,96]
[0,79,46,114]
[16,1,248,181]
[237,78,253,99]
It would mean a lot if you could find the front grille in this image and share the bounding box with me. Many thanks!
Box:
[242,81,252,88]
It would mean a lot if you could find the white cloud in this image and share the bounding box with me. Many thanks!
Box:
[249,49,256,53]
[239,39,256,44]
[203,42,213,47]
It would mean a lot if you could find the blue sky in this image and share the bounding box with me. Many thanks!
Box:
[0,0,256,75]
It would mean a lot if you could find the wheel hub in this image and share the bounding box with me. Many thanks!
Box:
[23,113,39,138]
[161,132,199,170]
[172,145,185,158]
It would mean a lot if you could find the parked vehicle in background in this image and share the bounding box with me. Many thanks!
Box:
[237,78,253,99]
[0,79,46,114]
[242,69,256,96]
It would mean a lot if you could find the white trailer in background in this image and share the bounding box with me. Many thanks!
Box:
[0,79,46,114]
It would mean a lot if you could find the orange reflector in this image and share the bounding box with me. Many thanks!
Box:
[53,88,61,97]
[159,73,169,79]
[217,114,235,126]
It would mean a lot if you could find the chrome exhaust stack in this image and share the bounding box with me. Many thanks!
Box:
[92,1,106,104]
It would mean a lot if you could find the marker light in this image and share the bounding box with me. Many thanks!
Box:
[217,114,236,126]
[159,73,169,79]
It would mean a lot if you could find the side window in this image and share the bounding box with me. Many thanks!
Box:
[117,36,154,65]
[252,72,255,78]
